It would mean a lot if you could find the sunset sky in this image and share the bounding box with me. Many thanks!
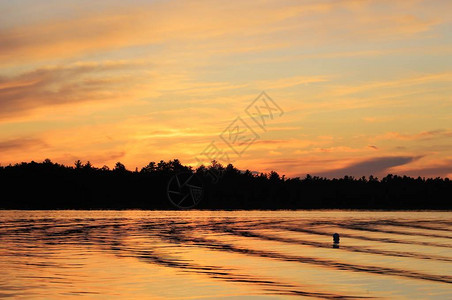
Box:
[1,0,451,178]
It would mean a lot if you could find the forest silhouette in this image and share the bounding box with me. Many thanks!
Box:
[0,159,450,209]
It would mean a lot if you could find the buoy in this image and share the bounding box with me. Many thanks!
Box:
[333,233,340,243]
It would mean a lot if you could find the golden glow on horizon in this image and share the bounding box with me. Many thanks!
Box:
[0,0,451,178]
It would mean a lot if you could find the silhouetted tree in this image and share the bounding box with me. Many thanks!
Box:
[83,161,93,170]
[0,159,450,210]
[269,171,280,182]
[75,160,83,169]
[114,162,127,172]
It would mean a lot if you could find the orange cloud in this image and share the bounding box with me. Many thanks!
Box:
[0,61,150,120]
[0,0,445,66]
[374,130,452,141]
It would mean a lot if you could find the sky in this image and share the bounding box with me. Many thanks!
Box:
[0,0,451,178]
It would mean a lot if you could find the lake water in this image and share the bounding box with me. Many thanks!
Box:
[0,211,451,299]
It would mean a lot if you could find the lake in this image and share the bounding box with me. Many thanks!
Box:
[0,210,450,299]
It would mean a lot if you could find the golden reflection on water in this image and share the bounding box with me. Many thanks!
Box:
[0,211,451,299]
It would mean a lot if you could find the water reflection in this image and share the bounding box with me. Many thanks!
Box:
[0,211,451,299]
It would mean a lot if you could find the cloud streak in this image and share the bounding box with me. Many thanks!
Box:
[314,156,422,178]
[0,0,444,65]
[0,61,149,119]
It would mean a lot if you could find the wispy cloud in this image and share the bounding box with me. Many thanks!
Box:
[0,137,47,153]
[388,160,452,178]
[0,0,445,65]
[314,156,422,178]
[374,130,452,141]
[0,61,150,119]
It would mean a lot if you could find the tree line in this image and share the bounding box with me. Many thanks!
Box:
[0,159,450,209]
